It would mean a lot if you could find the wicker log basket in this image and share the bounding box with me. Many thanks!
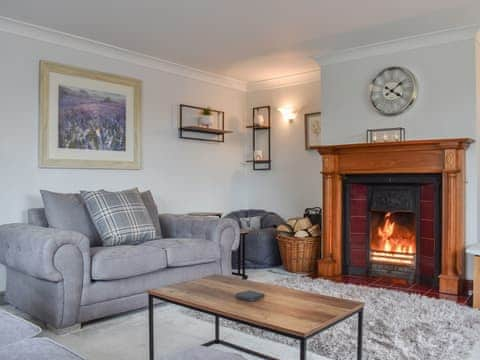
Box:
[277,234,321,274]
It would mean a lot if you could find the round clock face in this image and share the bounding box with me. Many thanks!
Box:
[369,67,417,116]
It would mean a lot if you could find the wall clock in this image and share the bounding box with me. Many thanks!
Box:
[369,66,417,116]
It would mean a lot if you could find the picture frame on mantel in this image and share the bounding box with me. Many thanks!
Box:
[39,61,142,169]
[304,112,322,149]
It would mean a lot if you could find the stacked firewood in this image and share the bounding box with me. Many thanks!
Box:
[277,217,321,238]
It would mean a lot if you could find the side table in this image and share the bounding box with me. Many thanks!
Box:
[467,243,480,308]
[232,229,248,280]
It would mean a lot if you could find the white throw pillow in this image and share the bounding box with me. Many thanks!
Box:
[239,216,262,230]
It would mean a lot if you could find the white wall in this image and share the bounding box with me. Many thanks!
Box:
[320,39,479,279]
[0,30,249,291]
[246,81,322,219]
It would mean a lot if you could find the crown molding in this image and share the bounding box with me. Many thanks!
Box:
[316,25,479,65]
[247,69,321,92]
[0,16,247,91]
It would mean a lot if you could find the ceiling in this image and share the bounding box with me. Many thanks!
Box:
[1,0,479,82]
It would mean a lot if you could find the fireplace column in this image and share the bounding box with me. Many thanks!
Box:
[317,154,343,277]
[439,149,465,294]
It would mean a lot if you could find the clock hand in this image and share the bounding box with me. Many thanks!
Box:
[391,81,403,91]
[384,81,403,92]
[384,86,402,97]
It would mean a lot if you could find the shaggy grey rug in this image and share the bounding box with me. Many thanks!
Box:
[184,277,480,360]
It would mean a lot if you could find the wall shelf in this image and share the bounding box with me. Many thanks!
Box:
[246,160,271,164]
[248,106,271,171]
[246,125,270,130]
[179,104,231,143]
[181,126,232,135]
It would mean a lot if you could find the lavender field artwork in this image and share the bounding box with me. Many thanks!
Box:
[58,85,126,152]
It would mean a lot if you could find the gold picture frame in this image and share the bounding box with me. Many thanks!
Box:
[39,61,142,169]
[304,112,321,149]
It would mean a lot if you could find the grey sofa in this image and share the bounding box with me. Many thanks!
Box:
[0,210,239,330]
[224,209,284,268]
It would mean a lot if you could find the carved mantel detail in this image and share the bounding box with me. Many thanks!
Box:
[313,138,473,295]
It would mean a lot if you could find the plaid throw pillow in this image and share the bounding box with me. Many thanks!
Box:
[81,189,156,246]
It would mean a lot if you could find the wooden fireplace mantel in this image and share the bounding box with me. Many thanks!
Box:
[313,138,473,295]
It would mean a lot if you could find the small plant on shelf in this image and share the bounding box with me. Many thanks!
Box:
[198,107,214,128]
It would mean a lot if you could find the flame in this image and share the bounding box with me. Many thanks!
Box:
[371,212,416,266]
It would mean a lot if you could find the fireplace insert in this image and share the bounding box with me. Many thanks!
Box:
[342,174,441,287]
[368,184,418,282]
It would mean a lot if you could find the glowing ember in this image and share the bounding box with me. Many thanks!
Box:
[370,212,416,266]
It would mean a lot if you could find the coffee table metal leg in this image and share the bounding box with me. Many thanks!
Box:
[357,309,363,360]
[149,295,154,360]
[237,242,242,276]
[300,339,306,360]
[215,315,221,343]
[241,236,248,279]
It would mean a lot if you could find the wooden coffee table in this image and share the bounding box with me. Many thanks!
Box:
[148,275,364,360]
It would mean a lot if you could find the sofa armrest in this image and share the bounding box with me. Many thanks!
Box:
[158,215,240,275]
[207,218,239,275]
[0,223,90,283]
[208,218,240,250]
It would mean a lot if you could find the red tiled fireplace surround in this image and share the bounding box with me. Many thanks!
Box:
[313,138,473,295]
[343,175,441,288]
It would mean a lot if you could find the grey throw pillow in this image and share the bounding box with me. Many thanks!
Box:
[239,216,262,230]
[140,191,162,238]
[81,188,156,246]
[40,190,101,246]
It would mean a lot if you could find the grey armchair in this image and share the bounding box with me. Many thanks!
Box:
[0,209,239,330]
[224,209,285,268]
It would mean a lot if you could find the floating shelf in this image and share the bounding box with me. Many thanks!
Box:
[248,106,271,171]
[181,126,232,135]
[179,104,231,143]
[246,125,270,130]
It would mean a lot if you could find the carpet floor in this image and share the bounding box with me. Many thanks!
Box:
[2,269,480,359]
[185,274,480,360]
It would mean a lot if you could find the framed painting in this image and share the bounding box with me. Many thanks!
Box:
[304,112,321,149]
[39,61,142,169]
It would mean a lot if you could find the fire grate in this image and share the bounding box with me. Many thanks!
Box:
[370,250,416,267]
[370,251,416,282]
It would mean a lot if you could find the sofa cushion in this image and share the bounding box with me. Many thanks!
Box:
[40,190,101,246]
[143,238,220,267]
[0,338,85,360]
[0,310,42,347]
[141,190,162,238]
[81,188,156,246]
[239,216,262,230]
[90,244,167,280]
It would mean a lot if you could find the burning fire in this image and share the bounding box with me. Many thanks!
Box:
[377,212,414,254]
[371,212,416,266]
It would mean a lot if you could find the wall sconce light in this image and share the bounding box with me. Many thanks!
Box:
[278,106,297,123]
